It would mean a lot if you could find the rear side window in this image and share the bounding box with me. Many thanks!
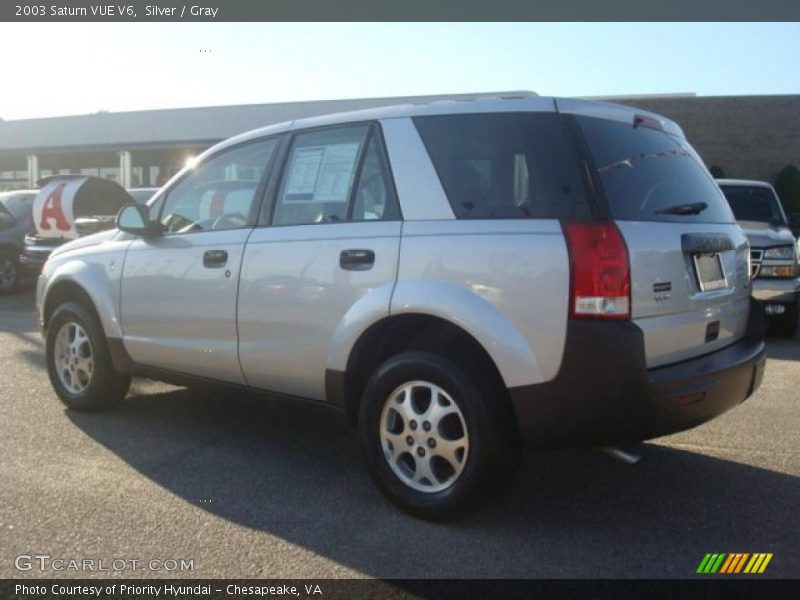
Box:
[576,116,734,224]
[413,113,589,219]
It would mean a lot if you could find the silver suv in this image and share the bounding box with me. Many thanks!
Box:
[36,96,766,518]
[718,179,800,337]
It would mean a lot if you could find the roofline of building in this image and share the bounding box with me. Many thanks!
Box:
[6,91,800,126]
[0,90,537,125]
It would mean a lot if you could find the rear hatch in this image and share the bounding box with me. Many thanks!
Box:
[560,100,751,368]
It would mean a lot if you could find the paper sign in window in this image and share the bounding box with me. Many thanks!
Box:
[284,143,360,204]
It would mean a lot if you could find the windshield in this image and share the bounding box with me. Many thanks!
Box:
[0,203,14,229]
[0,192,35,221]
[719,185,787,227]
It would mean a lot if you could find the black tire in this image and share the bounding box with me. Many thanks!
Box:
[0,253,20,295]
[45,301,131,411]
[770,303,798,339]
[359,351,520,520]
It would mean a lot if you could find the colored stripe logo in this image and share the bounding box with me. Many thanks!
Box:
[697,553,773,574]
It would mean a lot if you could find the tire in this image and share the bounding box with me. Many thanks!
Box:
[45,301,131,411]
[770,303,798,339]
[0,253,20,295]
[359,351,520,520]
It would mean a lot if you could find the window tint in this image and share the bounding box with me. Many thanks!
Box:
[577,116,734,223]
[720,185,786,227]
[160,139,276,234]
[413,113,589,219]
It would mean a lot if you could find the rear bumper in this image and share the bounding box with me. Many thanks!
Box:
[509,298,766,449]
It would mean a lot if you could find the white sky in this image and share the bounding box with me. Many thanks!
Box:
[1,22,799,120]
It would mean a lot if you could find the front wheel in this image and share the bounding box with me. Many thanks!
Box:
[45,302,131,411]
[359,351,520,519]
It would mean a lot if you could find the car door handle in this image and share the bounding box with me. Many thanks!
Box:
[340,249,375,271]
[203,249,228,268]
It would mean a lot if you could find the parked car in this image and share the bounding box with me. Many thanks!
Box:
[126,187,159,204]
[20,176,134,275]
[36,96,766,518]
[718,179,800,337]
[0,190,37,293]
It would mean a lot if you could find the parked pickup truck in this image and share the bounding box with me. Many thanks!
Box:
[718,179,800,337]
[36,96,766,518]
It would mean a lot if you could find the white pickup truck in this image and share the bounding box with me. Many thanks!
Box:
[718,179,800,337]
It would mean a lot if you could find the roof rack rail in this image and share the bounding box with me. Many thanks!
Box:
[417,91,539,106]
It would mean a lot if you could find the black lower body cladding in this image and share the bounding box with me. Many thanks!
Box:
[509,299,766,449]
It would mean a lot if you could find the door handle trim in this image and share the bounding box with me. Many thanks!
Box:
[203,249,228,268]
[340,249,375,271]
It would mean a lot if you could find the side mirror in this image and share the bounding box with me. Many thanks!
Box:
[116,204,162,237]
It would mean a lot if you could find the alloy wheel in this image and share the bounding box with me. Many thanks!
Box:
[379,380,469,493]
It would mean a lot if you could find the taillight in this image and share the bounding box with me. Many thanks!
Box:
[564,221,631,320]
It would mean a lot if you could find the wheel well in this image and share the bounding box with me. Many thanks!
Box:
[342,314,509,423]
[43,280,100,331]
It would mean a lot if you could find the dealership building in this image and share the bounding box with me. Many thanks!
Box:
[1,92,799,191]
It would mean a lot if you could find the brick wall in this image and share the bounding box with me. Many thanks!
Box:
[616,95,800,183]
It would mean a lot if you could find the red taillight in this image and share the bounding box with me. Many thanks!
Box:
[564,221,631,320]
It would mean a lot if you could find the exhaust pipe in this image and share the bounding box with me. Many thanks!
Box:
[600,443,643,465]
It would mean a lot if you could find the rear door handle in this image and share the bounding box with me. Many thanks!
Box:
[340,249,375,271]
[203,249,228,268]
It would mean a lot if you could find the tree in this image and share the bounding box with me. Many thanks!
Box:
[709,165,726,179]
[774,165,800,214]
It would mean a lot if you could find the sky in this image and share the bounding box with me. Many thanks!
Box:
[0,22,798,121]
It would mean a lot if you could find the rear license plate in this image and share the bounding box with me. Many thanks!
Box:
[693,253,727,291]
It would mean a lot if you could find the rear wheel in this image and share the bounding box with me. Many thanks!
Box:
[359,351,520,519]
[46,302,131,411]
[0,254,19,294]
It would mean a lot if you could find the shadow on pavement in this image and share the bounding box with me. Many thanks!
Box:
[766,337,800,361]
[67,386,800,578]
[0,289,38,333]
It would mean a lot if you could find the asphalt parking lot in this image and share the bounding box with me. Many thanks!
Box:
[1,288,798,579]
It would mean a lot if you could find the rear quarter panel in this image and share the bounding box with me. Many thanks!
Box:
[393,220,569,387]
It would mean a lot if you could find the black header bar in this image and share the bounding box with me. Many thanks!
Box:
[3,0,800,22]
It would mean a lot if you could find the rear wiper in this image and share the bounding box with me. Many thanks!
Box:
[656,202,708,215]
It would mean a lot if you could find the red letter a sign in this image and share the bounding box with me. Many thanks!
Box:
[39,183,71,232]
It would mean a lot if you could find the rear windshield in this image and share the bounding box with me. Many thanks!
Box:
[576,116,734,224]
[413,113,589,219]
[719,185,786,227]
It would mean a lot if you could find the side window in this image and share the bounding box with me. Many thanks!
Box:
[350,133,400,222]
[413,113,589,219]
[271,125,400,226]
[159,138,276,234]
